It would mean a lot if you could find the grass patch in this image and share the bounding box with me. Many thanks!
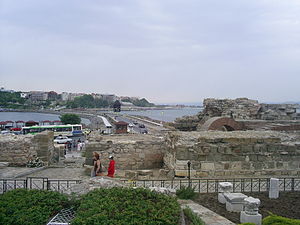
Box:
[183,207,205,225]
[176,186,197,200]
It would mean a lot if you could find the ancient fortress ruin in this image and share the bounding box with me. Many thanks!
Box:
[1,98,299,179]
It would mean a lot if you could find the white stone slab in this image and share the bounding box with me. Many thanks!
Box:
[219,182,233,193]
[218,193,226,204]
[269,178,279,199]
[240,211,262,225]
[224,193,248,212]
[224,193,248,202]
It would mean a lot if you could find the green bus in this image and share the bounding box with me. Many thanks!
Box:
[21,124,83,136]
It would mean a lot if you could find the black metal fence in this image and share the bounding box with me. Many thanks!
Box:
[0,177,81,194]
[121,177,300,193]
[1,177,299,194]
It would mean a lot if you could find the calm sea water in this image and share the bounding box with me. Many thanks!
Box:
[0,112,90,124]
[124,107,202,122]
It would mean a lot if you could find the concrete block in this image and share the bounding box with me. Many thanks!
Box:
[240,211,262,225]
[218,193,226,204]
[224,193,248,212]
[269,178,279,199]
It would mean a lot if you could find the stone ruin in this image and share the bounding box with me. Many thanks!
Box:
[172,98,300,131]
[164,131,300,178]
[84,134,165,170]
[0,132,58,166]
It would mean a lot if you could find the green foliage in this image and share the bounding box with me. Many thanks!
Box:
[60,113,81,124]
[183,207,205,225]
[0,189,70,225]
[238,223,256,225]
[66,95,109,108]
[262,214,300,225]
[176,186,197,200]
[71,187,181,225]
[132,98,155,107]
[122,97,155,107]
[0,92,25,108]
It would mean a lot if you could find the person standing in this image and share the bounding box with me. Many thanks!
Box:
[92,152,103,176]
[107,155,115,178]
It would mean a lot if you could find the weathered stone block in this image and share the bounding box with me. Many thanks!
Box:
[201,162,215,170]
[224,193,248,212]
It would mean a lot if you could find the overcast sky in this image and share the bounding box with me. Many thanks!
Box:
[0,0,300,104]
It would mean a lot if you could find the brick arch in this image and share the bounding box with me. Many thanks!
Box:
[200,117,245,131]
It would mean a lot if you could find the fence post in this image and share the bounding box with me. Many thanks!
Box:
[3,180,7,193]
[291,178,294,192]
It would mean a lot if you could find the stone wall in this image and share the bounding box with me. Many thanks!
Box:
[202,98,260,120]
[164,131,300,178]
[258,104,300,120]
[0,132,56,166]
[85,134,166,170]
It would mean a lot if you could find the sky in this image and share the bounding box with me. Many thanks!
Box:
[0,0,300,104]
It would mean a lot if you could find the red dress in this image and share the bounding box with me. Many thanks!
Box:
[107,160,115,177]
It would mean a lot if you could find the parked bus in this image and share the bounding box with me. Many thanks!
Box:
[21,124,83,136]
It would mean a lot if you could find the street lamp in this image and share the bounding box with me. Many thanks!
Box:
[187,161,191,187]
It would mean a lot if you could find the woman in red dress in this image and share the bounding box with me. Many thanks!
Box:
[107,155,115,178]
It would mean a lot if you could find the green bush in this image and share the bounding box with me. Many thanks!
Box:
[176,186,197,200]
[71,187,180,225]
[263,214,300,225]
[183,207,205,225]
[0,189,70,225]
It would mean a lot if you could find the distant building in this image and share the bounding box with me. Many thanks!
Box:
[28,91,48,102]
[48,91,58,101]
[20,92,29,98]
[115,121,128,134]
[69,93,85,101]
[61,92,70,101]
[102,94,117,103]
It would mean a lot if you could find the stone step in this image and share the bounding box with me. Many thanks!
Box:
[179,199,236,225]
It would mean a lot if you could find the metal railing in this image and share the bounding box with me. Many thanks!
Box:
[1,177,299,194]
[121,177,300,193]
[0,177,81,194]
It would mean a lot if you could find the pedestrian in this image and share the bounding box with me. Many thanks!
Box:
[73,140,76,149]
[67,141,72,151]
[107,155,115,178]
[77,142,81,151]
[92,152,103,177]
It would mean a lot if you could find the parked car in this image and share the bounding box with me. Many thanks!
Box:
[141,129,148,134]
[138,124,145,128]
[54,136,72,144]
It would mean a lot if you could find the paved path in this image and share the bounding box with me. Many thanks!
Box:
[179,199,236,225]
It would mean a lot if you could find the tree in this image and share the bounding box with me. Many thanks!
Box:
[60,114,81,124]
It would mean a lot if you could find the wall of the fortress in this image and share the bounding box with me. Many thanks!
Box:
[85,134,166,170]
[0,132,57,166]
[164,131,300,178]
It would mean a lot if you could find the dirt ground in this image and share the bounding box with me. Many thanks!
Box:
[194,192,300,224]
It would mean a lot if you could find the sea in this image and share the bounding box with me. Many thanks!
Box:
[124,107,202,122]
[0,112,91,125]
[0,107,202,124]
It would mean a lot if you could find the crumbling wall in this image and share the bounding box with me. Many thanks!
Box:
[202,98,260,119]
[85,134,166,170]
[165,131,300,178]
[0,132,56,166]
